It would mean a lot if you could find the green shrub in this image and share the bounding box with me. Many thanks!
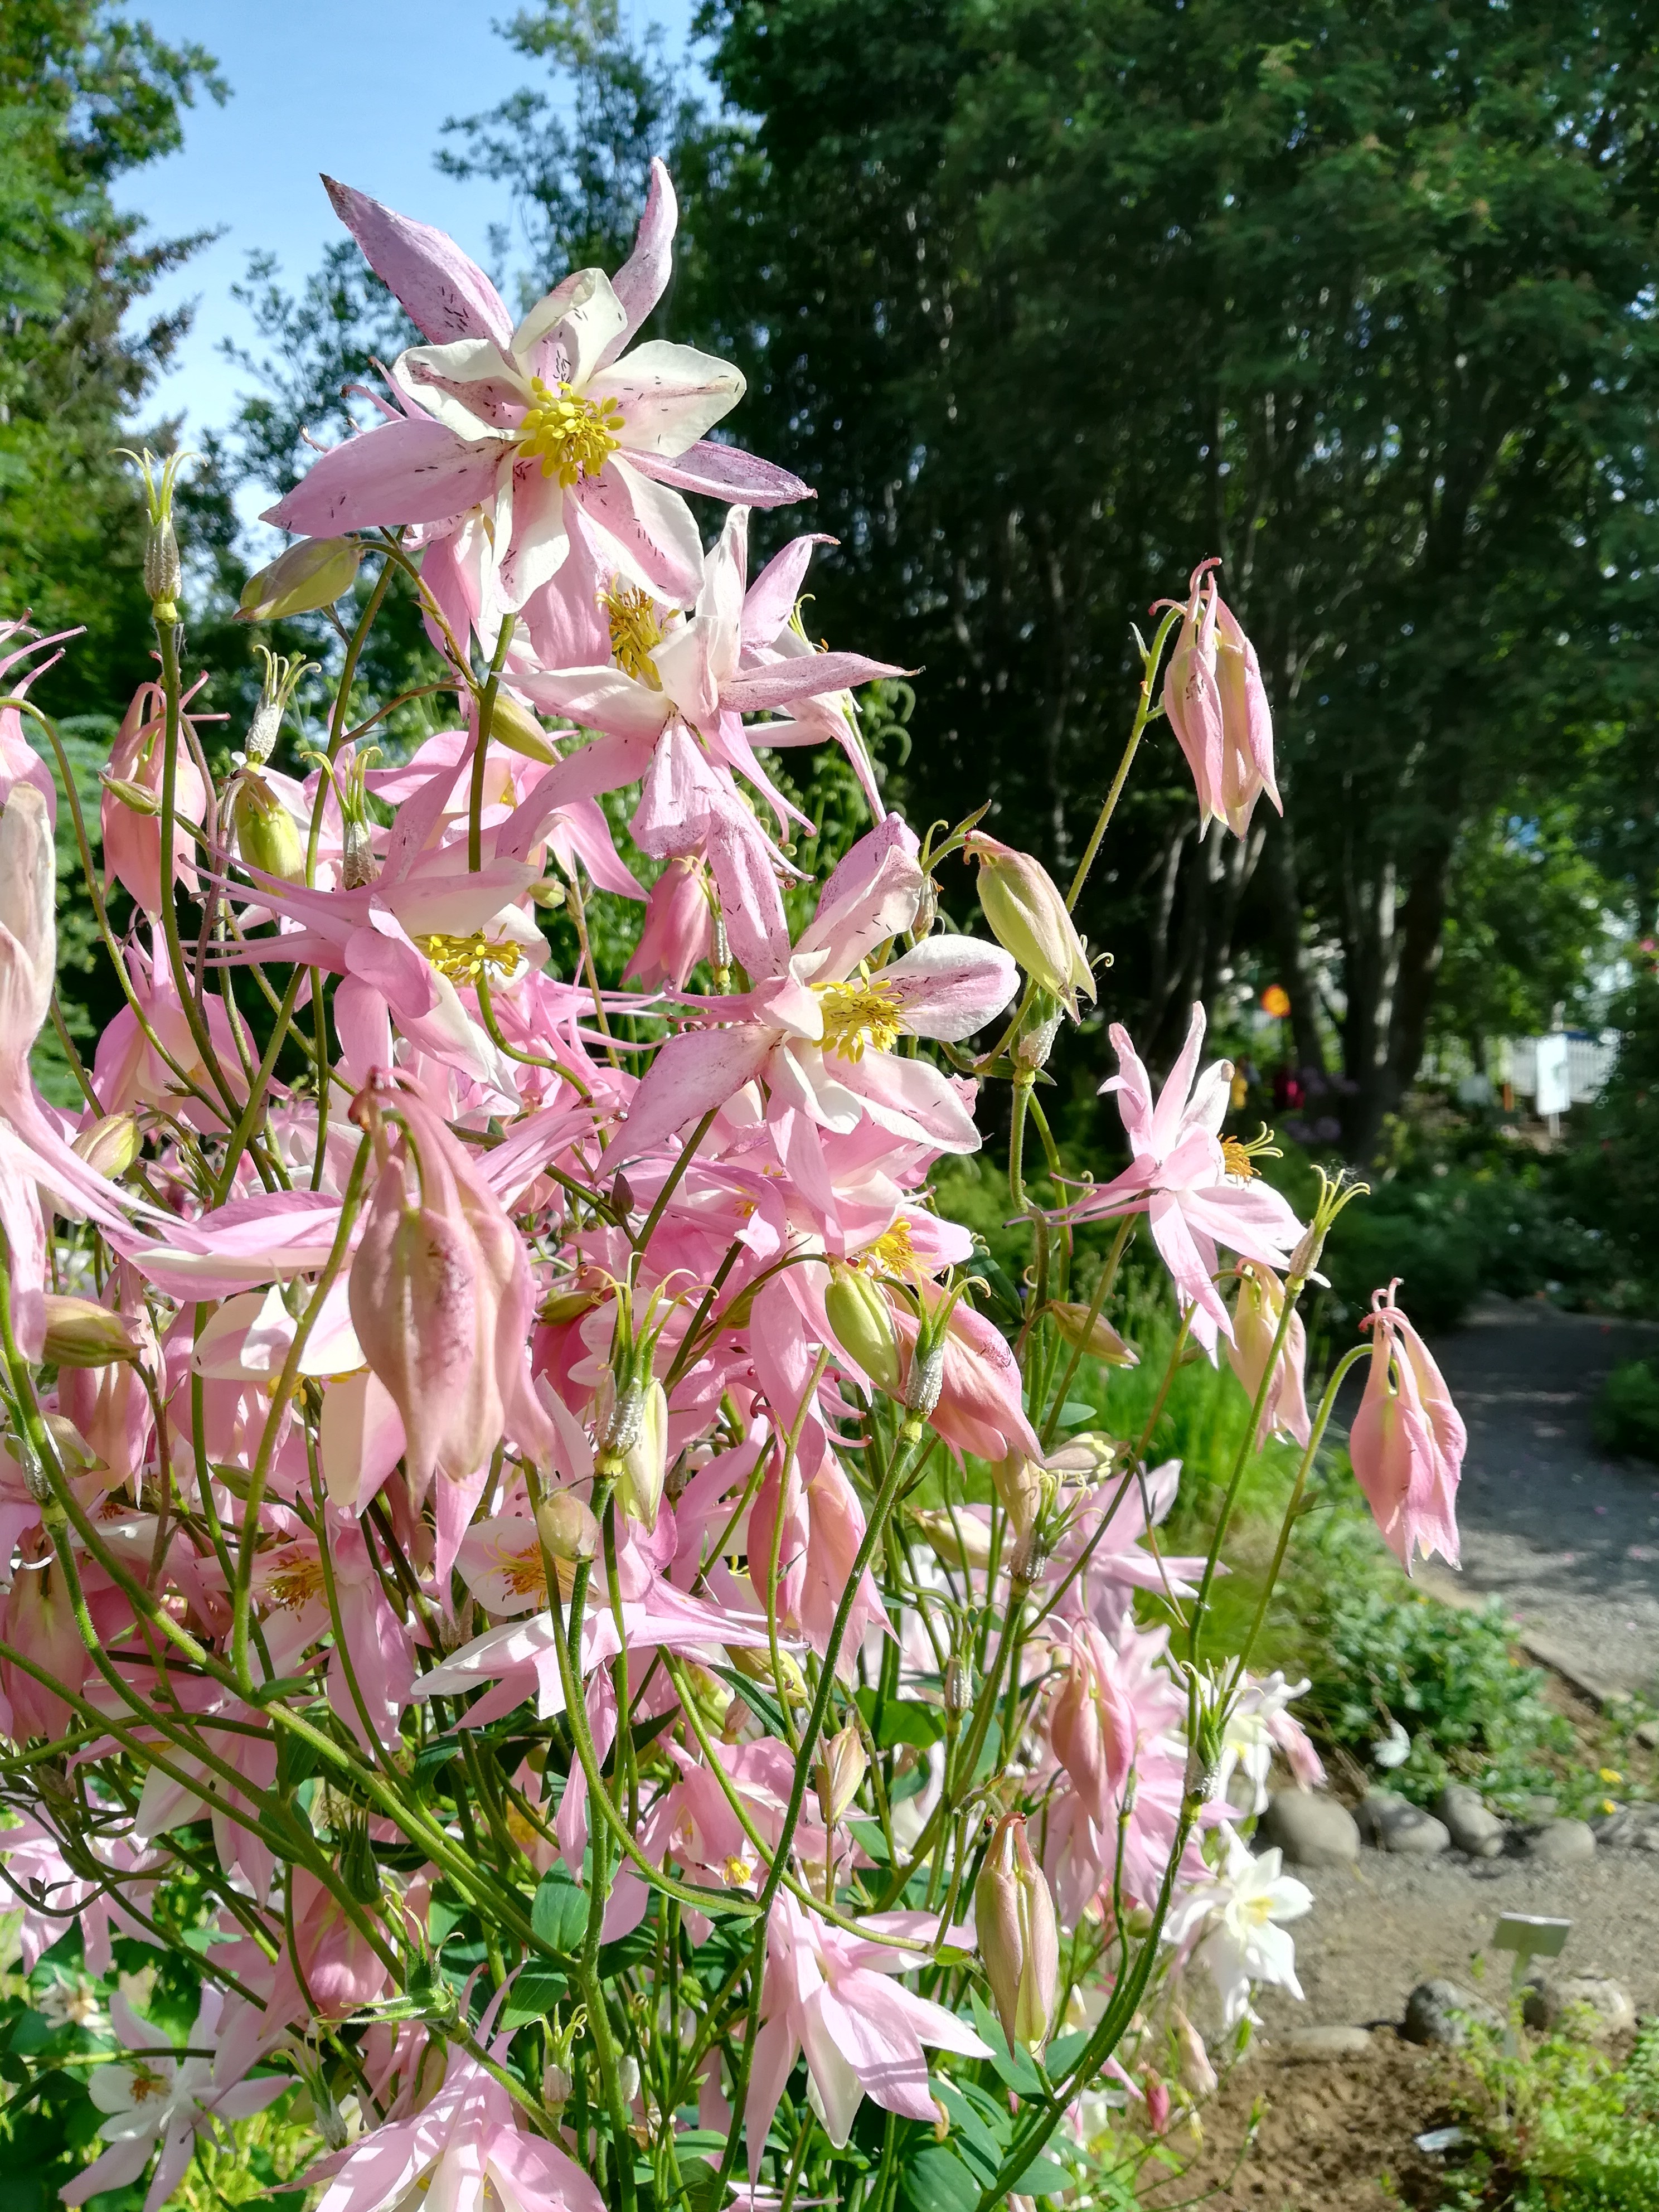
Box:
[1442,2017,1659,2211]
[1272,1501,1579,1810]
[1593,1359,1659,1462]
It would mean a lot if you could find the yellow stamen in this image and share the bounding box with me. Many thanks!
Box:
[517,377,624,486]
[126,2061,169,2103]
[419,931,521,986]
[494,1545,547,1599]
[603,581,664,687]
[1220,1136,1257,1181]
[860,1219,917,1278]
[815,974,903,1063]
[722,1854,754,1887]
[264,1553,326,1611]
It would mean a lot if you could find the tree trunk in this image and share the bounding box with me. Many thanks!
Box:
[1259,819,1327,1076]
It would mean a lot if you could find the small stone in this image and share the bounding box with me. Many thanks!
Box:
[1403,1978,1505,2049]
[1357,1791,1451,1856]
[1522,1972,1635,2041]
[1519,1818,1597,1866]
[1260,1788,1361,1870]
[1275,2026,1376,2061]
[1437,1783,1508,1859]
[1517,1792,1559,1821]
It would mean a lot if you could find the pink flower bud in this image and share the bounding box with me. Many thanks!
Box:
[291,1869,390,2021]
[1162,561,1280,840]
[102,682,206,916]
[974,1812,1059,2054]
[624,855,715,991]
[1225,1264,1310,1445]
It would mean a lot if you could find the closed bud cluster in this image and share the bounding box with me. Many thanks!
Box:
[967,835,1095,1019]
[974,1812,1060,2055]
[237,537,363,624]
[121,448,191,623]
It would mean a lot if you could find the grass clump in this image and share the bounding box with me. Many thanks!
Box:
[1592,1357,1659,1462]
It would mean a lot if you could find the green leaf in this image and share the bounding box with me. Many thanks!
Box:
[971,1990,1041,2093]
[708,1663,790,1741]
[1043,2027,1090,2078]
[855,1687,945,1748]
[930,2078,1007,2181]
[1012,2152,1073,2198]
[849,1818,891,1863]
[531,1866,590,1954]
[1054,1400,1097,1429]
[499,1962,567,2029]
[899,2142,979,2212]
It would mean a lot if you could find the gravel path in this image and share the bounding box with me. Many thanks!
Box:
[1414,1294,1659,1700]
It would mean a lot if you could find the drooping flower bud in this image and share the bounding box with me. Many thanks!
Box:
[817,1720,867,1826]
[991,1451,1045,1541]
[40,1294,142,1368]
[967,835,1095,1018]
[1048,1300,1138,1367]
[231,772,305,884]
[535,1489,601,1562]
[1225,1263,1310,1446]
[71,1113,140,1179]
[237,536,363,624]
[824,1262,901,1394]
[1162,560,1280,839]
[488,692,561,765]
[974,1812,1060,2055]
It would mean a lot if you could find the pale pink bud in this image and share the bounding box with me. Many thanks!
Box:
[1049,1624,1136,1823]
[624,854,715,991]
[974,1812,1060,2054]
[291,1870,389,2020]
[1163,561,1279,839]
[1172,2006,1218,2098]
[817,1720,868,1826]
[967,835,1094,1018]
[1225,1264,1311,1446]
[1142,2073,1172,2135]
[2,1555,88,1739]
[1047,1301,1138,1369]
[102,681,206,915]
[991,1452,1045,1541]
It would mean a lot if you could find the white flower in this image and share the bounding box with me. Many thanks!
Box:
[37,1971,109,2034]
[1162,1830,1312,2027]
[1216,1671,1324,1812]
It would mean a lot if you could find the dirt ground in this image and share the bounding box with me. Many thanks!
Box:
[1141,2032,1455,2212]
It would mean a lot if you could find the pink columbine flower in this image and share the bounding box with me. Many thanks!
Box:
[1350,1279,1465,1571]
[102,678,210,916]
[305,2043,603,2212]
[1060,1003,1304,1352]
[62,1987,287,2211]
[349,1081,553,1492]
[0,615,79,819]
[1162,560,1280,837]
[609,815,1016,1164]
[624,853,716,989]
[265,164,777,615]
[745,1894,989,2175]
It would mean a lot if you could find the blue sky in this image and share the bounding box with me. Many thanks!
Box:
[115,2,696,443]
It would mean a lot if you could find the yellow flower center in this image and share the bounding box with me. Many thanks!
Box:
[265,1553,326,1611]
[126,2061,169,2103]
[1220,1136,1257,1181]
[419,932,521,986]
[494,1544,547,1599]
[860,1219,917,1278]
[603,581,664,687]
[517,378,624,486]
[722,1854,755,1888]
[815,974,904,1063]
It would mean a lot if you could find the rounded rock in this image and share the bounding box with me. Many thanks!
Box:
[1275,2025,1376,2061]
[1437,1783,1508,1860]
[1358,1791,1451,1856]
[1519,1817,1596,1867]
[1402,1978,1504,2050]
[1522,1972,1635,2041]
[1590,1803,1659,1852]
[1260,1788,1361,1871]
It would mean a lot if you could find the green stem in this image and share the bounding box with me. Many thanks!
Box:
[1065,601,1182,914]
[1235,1342,1369,1674]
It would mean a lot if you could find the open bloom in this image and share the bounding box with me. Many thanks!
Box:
[1350,1279,1464,1571]
[1162,559,1279,837]
[265,163,773,613]
[64,1988,287,2211]
[1060,1004,1303,1351]
[306,2043,603,2212]
[609,816,1016,1165]
[746,1895,989,2175]
[1162,1828,1311,2027]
